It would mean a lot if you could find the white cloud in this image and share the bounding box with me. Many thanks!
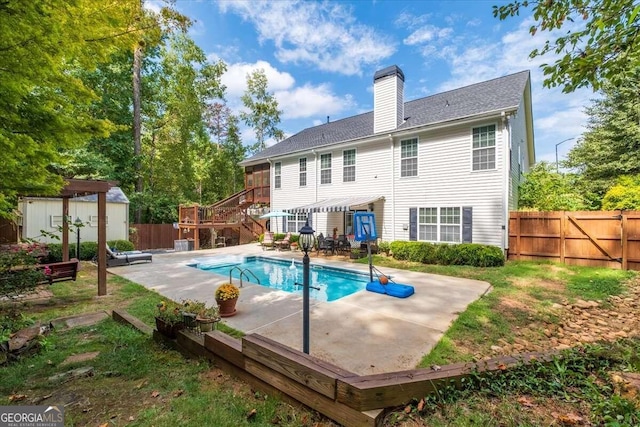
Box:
[404,26,453,45]
[218,0,395,76]
[276,85,355,120]
[221,60,295,99]
[421,17,594,163]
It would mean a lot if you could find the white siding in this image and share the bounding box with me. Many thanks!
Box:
[374,76,403,133]
[270,116,521,249]
[21,198,129,244]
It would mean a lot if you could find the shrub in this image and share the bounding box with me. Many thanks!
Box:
[45,240,135,262]
[0,247,45,298]
[388,241,504,267]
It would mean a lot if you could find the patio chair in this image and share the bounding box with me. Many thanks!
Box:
[261,231,275,250]
[275,232,292,251]
[336,234,350,254]
[106,245,152,267]
[316,233,333,255]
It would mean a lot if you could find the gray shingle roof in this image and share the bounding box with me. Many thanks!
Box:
[242,70,530,164]
[73,187,129,203]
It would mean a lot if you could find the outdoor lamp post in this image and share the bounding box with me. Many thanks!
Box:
[73,217,83,259]
[555,137,575,173]
[298,220,315,354]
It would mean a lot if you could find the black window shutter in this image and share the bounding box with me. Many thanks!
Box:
[282,216,286,233]
[307,213,313,229]
[409,208,417,241]
[462,207,472,243]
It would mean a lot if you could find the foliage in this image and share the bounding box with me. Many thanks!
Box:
[0,312,35,343]
[602,174,640,210]
[565,75,640,207]
[156,300,183,326]
[493,0,640,93]
[378,241,391,255]
[389,241,505,267]
[215,283,240,301]
[414,340,640,426]
[241,69,284,154]
[181,299,206,316]
[518,162,588,210]
[45,240,134,262]
[0,246,45,298]
[0,0,143,217]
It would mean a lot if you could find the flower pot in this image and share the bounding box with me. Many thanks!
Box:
[216,297,238,317]
[197,317,218,332]
[155,317,185,339]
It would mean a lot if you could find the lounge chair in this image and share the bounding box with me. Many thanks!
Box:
[106,245,152,267]
[275,232,292,250]
[261,231,275,250]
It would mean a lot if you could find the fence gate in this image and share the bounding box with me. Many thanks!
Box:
[508,211,640,271]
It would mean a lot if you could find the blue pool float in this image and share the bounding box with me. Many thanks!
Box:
[366,280,415,298]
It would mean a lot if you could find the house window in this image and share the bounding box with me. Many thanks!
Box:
[299,158,307,187]
[417,207,461,242]
[274,162,281,189]
[286,213,307,233]
[343,149,356,182]
[472,125,496,170]
[400,138,418,177]
[320,153,332,184]
[418,208,437,241]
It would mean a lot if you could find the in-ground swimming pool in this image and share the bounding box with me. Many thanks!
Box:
[189,256,370,302]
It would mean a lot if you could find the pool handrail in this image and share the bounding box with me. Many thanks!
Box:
[228,266,260,288]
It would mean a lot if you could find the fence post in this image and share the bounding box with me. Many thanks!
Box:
[516,213,521,260]
[622,213,628,270]
[559,212,565,264]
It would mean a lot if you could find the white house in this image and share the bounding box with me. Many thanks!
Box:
[240,67,535,250]
[18,187,130,244]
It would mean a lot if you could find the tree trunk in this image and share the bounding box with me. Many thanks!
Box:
[133,40,143,223]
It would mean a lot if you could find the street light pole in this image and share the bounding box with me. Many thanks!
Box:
[73,217,82,259]
[297,220,315,354]
[555,137,575,173]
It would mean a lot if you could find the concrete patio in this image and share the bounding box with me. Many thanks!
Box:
[110,244,491,375]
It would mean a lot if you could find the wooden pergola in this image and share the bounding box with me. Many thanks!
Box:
[59,179,112,296]
[19,179,113,296]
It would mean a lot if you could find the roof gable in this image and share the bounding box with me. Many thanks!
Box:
[242,70,530,164]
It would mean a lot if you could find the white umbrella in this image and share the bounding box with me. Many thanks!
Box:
[259,211,294,234]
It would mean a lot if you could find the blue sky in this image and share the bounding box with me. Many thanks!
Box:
[168,0,592,165]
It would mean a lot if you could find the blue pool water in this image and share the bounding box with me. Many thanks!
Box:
[189,256,369,302]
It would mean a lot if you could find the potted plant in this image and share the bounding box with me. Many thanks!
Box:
[196,305,220,332]
[215,283,240,317]
[350,248,364,259]
[181,299,205,329]
[155,301,185,338]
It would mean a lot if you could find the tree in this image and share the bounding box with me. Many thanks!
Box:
[564,73,640,207]
[518,162,587,211]
[240,69,284,154]
[493,0,640,92]
[0,0,142,216]
[602,175,640,210]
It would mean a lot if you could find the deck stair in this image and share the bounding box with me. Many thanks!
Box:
[178,188,264,249]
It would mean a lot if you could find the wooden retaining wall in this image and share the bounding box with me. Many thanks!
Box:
[508,211,640,271]
[111,310,559,427]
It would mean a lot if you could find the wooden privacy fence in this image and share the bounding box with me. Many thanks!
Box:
[130,223,179,250]
[508,211,640,271]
